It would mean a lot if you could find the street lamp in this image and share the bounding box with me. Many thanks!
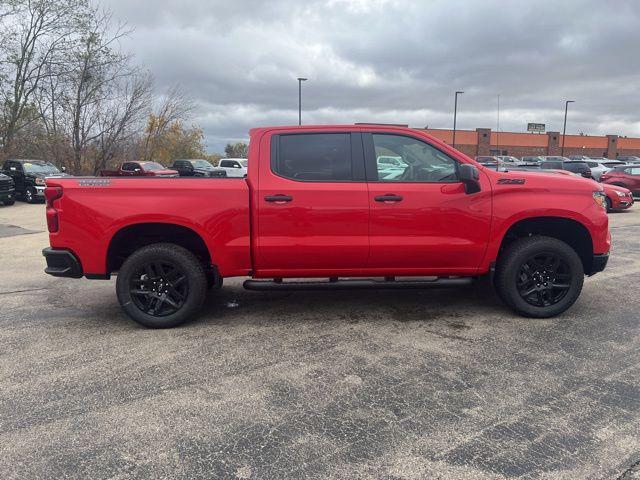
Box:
[452,91,464,148]
[561,100,575,156]
[297,77,307,126]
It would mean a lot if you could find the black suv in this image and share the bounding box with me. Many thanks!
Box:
[2,159,67,203]
[170,159,227,177]
[0,172,15,205]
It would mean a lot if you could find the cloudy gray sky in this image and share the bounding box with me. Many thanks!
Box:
[103,0,640,152]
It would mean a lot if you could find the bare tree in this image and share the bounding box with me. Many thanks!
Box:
[141,84,195,161]
[0,0,87,153]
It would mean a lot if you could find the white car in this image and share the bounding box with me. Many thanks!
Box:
[584,158,626,181]
[218,158,247,177]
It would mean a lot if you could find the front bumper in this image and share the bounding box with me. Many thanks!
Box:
[587,253,609,276]
[34,185,45,196]
[42,248,83,278]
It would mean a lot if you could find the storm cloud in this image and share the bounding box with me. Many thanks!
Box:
[103,0,640,152]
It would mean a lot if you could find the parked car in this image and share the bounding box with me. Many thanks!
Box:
[218,158,248,177]
[100,161,178,177]
[562,160,594,179]
[475,156,500,168]
[616,156,640,163]
[602,184,634,212]
[0,172,16,205]
[568,155,591,161]
[2,159,68,203]
[43,124,610,328]
[521,156,545,164]
[377,155,407,179]
[601,165,640,196]
[583,159,626,181]
[496,155,521,165]
[170,159,227,177]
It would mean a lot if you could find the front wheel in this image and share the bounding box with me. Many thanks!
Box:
[24,188,35,203]
[116,243,208,328]
[605,197,612,212]
[495,236,584,318]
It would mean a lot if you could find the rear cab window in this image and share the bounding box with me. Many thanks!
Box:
[271,132,363,182]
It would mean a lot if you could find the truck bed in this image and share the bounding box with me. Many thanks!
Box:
[45,176,251,277]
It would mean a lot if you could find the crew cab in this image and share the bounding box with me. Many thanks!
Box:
[2,159,67,203]
[100,161,178,177]
[42,125,610,328]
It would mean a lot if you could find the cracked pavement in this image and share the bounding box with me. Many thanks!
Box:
[1,202,639,479]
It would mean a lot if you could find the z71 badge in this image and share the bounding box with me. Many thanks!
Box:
[497,178,526,185]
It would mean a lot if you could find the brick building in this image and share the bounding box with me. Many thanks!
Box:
[416,128,640,159]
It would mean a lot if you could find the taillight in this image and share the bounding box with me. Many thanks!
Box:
[45,186,63,233]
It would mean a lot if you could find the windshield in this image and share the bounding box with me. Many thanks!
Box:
[190,160,214,169]
[143,162,165,171]
[22,162,60,174]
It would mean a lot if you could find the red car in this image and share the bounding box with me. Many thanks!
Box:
[601,165,640,197]
[42,124,610,327]
[602,183,634,211]
[100,161,178,177]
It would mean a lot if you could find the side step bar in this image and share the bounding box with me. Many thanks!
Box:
[243,277,473,291]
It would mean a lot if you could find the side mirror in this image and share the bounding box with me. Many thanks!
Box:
[134,168,141,173]
[459,164,481,194]
[61,166,66,172]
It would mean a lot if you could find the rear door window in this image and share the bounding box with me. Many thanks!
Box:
[274,133,353,181]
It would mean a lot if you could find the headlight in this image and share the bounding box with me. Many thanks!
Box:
[35,177,45,185]
[593,191,606,208]
[615,191,627,197]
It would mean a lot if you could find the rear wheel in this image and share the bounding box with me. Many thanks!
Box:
[2,199,15,205]
[24,188,35,203]
[116,243,207,328]
[495,236,584,318]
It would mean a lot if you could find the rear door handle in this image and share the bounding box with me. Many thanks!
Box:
[265,194,293,203]
[374,194,403,202]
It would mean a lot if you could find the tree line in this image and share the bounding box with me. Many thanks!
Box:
[0,0,247,174]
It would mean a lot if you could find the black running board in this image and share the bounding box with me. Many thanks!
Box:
[243,277,473,291]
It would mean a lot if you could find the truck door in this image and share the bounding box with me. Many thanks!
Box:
[255,131,370,275]
[364,132,492,274]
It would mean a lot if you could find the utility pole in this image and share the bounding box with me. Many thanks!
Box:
[496,94,500,155]
[297,77,307,125]
[452,91,464,148]
[561,100,574,156]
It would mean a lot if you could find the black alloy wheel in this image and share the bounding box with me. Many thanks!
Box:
[116,243,209,328]
[516,252,572,307]
[129,261,189,317]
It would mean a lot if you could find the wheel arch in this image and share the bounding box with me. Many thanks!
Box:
[106,222,213,274]
[495,216,594,274]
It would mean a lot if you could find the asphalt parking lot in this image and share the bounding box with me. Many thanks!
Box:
[1,202,639,479]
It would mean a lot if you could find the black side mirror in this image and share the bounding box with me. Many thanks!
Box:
[459,164,481,194]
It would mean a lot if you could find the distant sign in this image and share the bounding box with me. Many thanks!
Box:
[527,123,545,133]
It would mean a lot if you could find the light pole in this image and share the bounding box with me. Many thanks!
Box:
[452,91,464,148]
[496,94,500,155]
[297,77,307,125]
[561,100,574,156]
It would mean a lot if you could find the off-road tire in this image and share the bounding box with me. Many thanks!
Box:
[495,236,584,318]
[116,243,208,328]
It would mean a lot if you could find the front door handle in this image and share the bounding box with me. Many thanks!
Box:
[374,194,403,202]
[265,194,293,203]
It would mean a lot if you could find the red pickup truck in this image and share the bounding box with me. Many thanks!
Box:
[100,161,178,177]
[43,125,610,328]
